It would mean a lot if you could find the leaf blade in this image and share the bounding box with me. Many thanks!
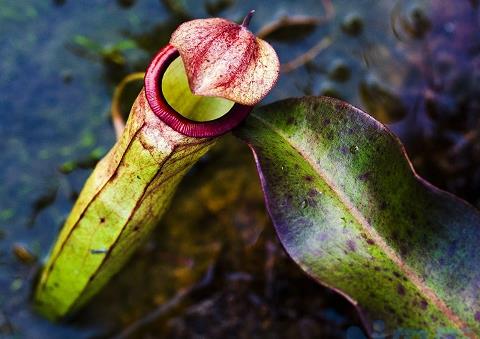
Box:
[236,97,480,337]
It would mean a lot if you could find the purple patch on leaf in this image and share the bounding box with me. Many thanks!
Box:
[304,175,314,182]
[397,283,406,296]
[419,299,428,310]
[358,171,372,181]
[346,240,357,252]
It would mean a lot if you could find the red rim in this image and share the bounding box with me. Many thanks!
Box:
[144,44,253,138]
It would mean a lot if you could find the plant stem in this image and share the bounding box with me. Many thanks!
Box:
[241,10,255,28]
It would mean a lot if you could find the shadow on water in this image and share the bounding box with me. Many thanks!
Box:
[0,0,479,337]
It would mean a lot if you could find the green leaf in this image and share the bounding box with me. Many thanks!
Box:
[235,97,480,337]
[73,35,102,53]
[111,39,138,51]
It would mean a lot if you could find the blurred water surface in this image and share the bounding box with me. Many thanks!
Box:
[0,0,479,337]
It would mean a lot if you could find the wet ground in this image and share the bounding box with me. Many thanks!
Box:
[0,0,479,338]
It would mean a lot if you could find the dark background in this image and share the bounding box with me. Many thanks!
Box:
[1,0,479,337]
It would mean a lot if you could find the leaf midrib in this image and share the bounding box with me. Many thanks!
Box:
[248,112,469,334]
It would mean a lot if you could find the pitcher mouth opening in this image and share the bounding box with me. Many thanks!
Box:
[144,44,253,138]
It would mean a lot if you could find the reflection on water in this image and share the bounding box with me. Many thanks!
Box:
[0,0,478,337]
